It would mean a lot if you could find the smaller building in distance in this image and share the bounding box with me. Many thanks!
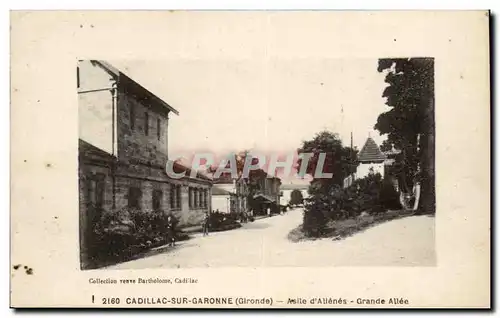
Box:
[248,169,281,215]
[211,186,233,213]
[211,172,249,214]
[356,137,387,179]
[343,136,401,190]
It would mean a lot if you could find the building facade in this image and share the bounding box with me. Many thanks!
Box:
[212,175,249,214]
[78,60,212,268]
[211,186,232,213]
[249,169,281,215]
[233,178,249,213]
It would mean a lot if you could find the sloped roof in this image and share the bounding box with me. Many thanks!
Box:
[358,137,386,162]
[91,60,179,115]
[78,139,116,161]
[253,193,276,203]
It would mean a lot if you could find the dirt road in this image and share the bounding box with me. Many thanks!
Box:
[106,208,435,269]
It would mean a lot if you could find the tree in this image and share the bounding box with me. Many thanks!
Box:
[297,131,358,237]
[289,189,304,206]
[379,139,394,152]
[375,58,435,214]
[296,131,358,187]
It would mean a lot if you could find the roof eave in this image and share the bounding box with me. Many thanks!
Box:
[93,60,180,116]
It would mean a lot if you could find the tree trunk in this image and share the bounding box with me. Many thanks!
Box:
[417,61,436,215]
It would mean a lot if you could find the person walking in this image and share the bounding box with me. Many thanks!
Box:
[166,215,176,247]
[202,211,210,236]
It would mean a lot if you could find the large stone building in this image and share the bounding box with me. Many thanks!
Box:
[78,60,212,267]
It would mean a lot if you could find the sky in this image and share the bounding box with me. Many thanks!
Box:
[112,58,390,183]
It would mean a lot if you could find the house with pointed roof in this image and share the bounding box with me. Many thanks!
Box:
[343,136,402,190]
[356,137,387,180]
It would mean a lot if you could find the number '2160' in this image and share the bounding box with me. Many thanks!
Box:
[102,297,120,305]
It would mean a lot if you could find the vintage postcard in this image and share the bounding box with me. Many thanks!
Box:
[10,11,490,308]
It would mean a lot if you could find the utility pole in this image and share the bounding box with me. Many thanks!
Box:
[111,83,117,209]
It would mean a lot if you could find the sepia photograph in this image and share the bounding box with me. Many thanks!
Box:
[78,58,436,270]
[10,10,489,308]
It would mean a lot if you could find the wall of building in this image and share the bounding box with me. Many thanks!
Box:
[113,79,211,227]
[116,89,169,166]
[79,62,212,227]
[213,181,250,213]
[78,60,117,154]
[78,160,113,269]
[356,162,385,180]
[114,163,211,227]
[211,194,230,213]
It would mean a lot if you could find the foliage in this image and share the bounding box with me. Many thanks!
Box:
[309,209,416,242]
[208,212,242,232]
[289,189,304,206]
[302,173,401,237]
[379,139,394,152]
[376,58,435,213]
[88,206,187,263]
[296,131,358,186]
[237,211,255,223]
[294,131,358,237]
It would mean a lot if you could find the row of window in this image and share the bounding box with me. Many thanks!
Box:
[86,174,209,211]
[130,104,162,140]
[127,185,207,211]
[169,185,182,210]
[188,187,209,209]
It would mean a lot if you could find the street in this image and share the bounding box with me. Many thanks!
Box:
[106,208,435,269]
